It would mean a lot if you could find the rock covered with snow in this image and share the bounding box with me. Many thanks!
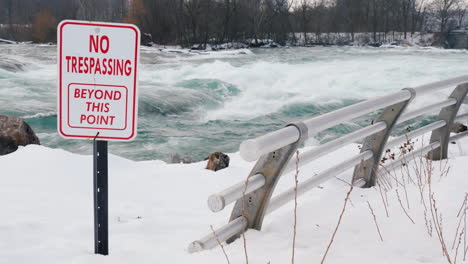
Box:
[0,115,40,155]
[216,42,248,50]
[0,38,17,44]
[141,33,154,47]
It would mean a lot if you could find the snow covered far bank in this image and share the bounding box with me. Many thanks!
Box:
[0,136,467,263]
[0,38,17,44]
[140,45,254,61]
[291,32,436,47]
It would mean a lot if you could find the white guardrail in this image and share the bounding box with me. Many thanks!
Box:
[188,75,468,253]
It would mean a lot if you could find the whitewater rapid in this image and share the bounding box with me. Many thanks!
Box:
[1,44,468,161]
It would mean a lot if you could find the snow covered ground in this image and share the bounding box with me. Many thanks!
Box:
[1,135,467,263]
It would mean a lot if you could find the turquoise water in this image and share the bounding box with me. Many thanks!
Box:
[1,45,468,161]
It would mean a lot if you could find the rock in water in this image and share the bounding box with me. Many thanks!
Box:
[0,115,40,155]
[206,152,230,171]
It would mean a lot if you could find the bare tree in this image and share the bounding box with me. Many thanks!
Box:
[455,0,467,28]
[0,0,456,46]
[402,0,412,38]
[245,0,267,46]
[431,0,460,33]
[5,0,14,39]
[297,0,311,44]
[411,0,427,36]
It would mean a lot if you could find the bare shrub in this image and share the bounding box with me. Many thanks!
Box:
[376,136,467,263]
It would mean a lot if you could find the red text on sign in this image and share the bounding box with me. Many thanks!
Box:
[89,35,110,54]
[80,114,116,125]
[74,88,122,100]
[65,56,132,76]
[86,102,110,112]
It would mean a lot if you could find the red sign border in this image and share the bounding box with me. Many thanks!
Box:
[58,21,139,141]
[67,83,129,131]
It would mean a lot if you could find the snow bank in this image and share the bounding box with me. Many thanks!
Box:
[140,45,253,60]
[291,32,436,47]
[0,137,467,263]
[0,38,17,44]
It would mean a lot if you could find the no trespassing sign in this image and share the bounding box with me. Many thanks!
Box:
[57,20,140,141]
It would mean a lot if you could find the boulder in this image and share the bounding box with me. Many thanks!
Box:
[182,156,193,164]
[452,123,468,133]
[168,154,193,164]
[0,115,40,155]
[205,152,230,172]
[368,42,382,48]
[141,33,153,47]
[169,153,181,164]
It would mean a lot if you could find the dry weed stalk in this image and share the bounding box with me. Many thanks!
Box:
[395,188,415,224]
[376,180,390,217]
[454,229,464,264]
[399,137,417,186]
[334,177,356,208]
[428,169,452,263]
[398,136,434,236]
[464,198,467,262]
[366,201,384,242]
[210,225,231,264]
[409,139,435,237]
[452,194,467,250]
[395,139,414,209]
[320,182,354,264]
[377,165,394,190]
[429,192,452,263]
[456,194,467,218]
[291,150,300,264]
[453,193,468,262]
[415,157,433,237]
[398,166,411,209]
[240,174,250,264]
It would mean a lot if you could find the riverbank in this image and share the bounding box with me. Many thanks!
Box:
[1,31,438,49]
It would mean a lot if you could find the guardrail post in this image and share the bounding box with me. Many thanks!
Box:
[352,88,416,188]
[226,122,308,243]
[428,83,468,160]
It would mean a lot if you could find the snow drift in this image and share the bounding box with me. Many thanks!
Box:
[1,134,468,263]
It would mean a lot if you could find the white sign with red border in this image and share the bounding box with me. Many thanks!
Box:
[57,20,140,141]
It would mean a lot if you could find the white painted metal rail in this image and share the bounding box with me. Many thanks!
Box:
[189,75,468,253]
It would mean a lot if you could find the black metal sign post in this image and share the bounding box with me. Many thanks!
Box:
[93,138,109,255]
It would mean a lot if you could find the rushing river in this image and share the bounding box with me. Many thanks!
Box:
[1,44,468,161]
